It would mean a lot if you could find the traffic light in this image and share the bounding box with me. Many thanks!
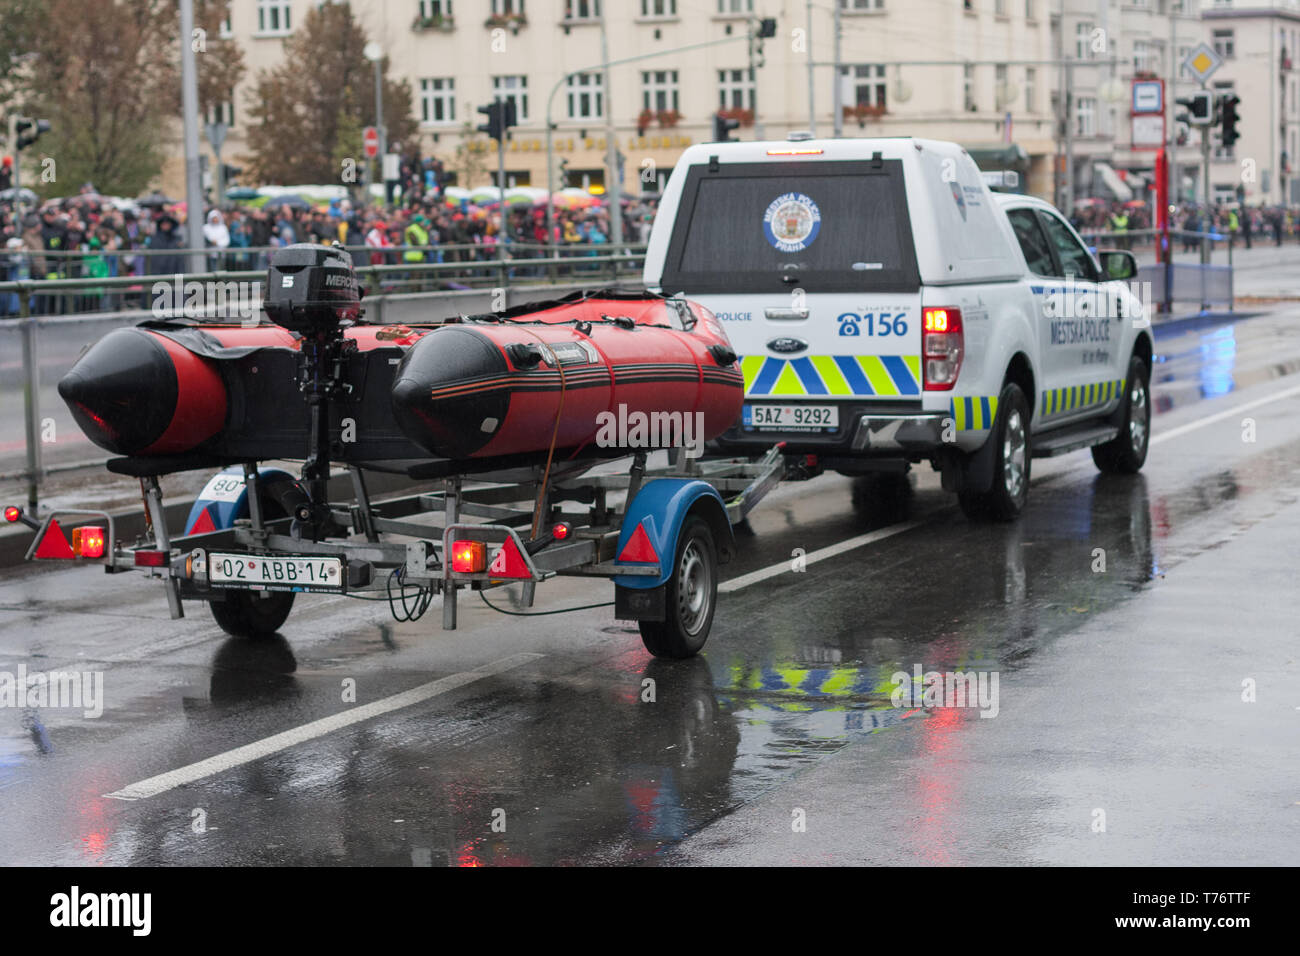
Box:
[712,112,741,143]
[755,17,777,39]
[476,99,517,142]
[13,117,51,151]
[1220,93,1241,147]
[1175,91,1213,126]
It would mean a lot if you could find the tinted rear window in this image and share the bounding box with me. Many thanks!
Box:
[660,159,919,294]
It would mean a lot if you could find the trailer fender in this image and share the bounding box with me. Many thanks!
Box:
[613,479,734,590]
[182,466,298,534]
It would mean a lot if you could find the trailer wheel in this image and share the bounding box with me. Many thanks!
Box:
[639,516,718,659]
[209,590,296,637]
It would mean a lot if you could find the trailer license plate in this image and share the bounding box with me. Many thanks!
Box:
[209,553,344,592]
[743,404,839,432]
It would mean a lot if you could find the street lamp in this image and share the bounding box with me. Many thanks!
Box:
[364,41,386,206]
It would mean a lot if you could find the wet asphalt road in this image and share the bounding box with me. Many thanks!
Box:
[1,306,1299,866]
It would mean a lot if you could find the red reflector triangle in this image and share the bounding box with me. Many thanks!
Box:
[618,522,658,563]
[34,519,75,559]
[188,506,216,535]
[488,536,532,579]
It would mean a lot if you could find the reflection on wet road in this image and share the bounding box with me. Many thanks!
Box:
[2,307,1300,865]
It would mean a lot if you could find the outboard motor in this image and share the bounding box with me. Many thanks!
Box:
[263,243,364,538]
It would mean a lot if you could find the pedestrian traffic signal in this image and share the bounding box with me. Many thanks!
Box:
[1175,91,1213,126]
[13,117,50,151]
[712,112,741,143]
[476,99,518,142]
[1220,93,1241,147]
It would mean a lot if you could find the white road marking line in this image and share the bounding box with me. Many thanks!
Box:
[720,521,923,594]
[720,381,1300,595]
[103,652,543,801]
[1150,382,1300,446]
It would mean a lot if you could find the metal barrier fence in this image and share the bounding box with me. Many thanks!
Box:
[0,242,648,316]
[1078,228,1235,311]
[0,249,647,508]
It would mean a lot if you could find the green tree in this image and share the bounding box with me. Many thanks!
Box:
[13,0,244,197]
[244,1,416,184]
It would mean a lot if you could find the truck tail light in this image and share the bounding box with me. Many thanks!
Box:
[922,307,964,391]
[72,526,106,559]
[451,540,487,573]
[134,549,168,567]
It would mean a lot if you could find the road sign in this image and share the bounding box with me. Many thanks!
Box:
[1182,43,1223,85]
[363,126,379,158]
[1131,113,1166,150]
[1132,79,1163,114]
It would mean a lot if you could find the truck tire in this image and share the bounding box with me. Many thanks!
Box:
[1092,355,1150,474]
[209,590,296,637]
[958,381,1031,522]
[640,516,718,659]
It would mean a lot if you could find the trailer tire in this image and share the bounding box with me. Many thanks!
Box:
[639,516,718,659]
[209,589,296,637]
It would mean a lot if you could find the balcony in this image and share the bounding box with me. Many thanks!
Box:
[412,14,455,33]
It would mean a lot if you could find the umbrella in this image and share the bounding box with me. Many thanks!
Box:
[137,191,178,208]
[0,187,37,204]
[470,185,503,204]
[262,193,312,211]
[442,186,472,206]
[224,186,261,200]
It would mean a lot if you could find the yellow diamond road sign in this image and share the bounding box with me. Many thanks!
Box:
[1183,42,1223,84]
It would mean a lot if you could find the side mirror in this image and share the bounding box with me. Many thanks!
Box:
[1097,249,1137,281]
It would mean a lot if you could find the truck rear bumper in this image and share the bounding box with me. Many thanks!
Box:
[718,409,949,457]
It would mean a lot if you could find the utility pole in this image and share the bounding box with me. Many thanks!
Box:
[831,0,843,137]
[1063,59,1074,209]
[1201,89,1212,266]
[600,13,623,254]
[179,0,204,273]
[1167,4,1178,212]
[496,97,507,264]
[806,0,816,135]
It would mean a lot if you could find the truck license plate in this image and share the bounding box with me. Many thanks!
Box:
[743,404,839,432]
[209,553,344,592]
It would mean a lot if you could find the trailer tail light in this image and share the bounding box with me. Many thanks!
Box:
[134,549,168,568]
[618,522,659,563]
[72,526,106,559]
[3,506,19,523]
[451,540,487,573]
[922,307,964,391]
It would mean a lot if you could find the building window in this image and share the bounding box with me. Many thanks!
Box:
[841,0,885,10]
[1025,0,1035,19]
[206,98,235,127]
[718,67,755,110]
[1133,40,1150,73]
[1076,22,1094,60]
[257,0,291,34]
[419,0,453,17]
[491,0,523,15]
[492,75,529,123]
[419,78,456,124]
[1178,44,1193,78]
[995,0,1007,15]
[963,0,973,11]
[641,70,680,112]
[640,0,676,17]
[963,63,976,111]
[1075,95,1096,137]
[718,0,754,11]
[219,11,233,37]
[565,0,600,19]
[1213,29,1235,59]
[842,64,887,108]
[1025,66,1036,112]
[566,72,604,119]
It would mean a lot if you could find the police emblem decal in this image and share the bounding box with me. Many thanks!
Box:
[763,192,822,252]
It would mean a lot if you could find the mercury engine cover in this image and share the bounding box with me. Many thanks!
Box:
[263,242,362,332]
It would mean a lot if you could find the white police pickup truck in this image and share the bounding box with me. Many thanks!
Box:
[643,136,1154,519]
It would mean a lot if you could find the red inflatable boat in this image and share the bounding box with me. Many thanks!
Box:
[58,289,743,473]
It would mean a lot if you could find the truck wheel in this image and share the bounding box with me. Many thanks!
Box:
[958,382,1031,522]
[639,516,718,659]
[1092,355,1150,474]
[209,590,296,637]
